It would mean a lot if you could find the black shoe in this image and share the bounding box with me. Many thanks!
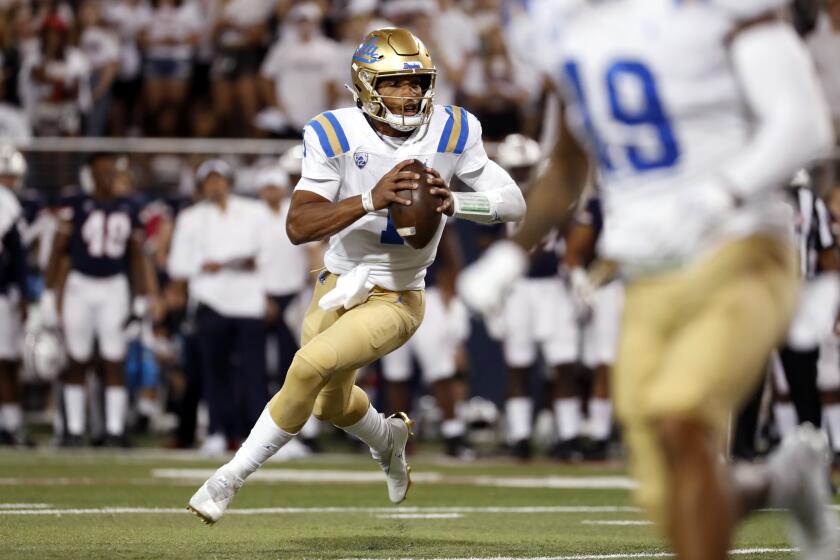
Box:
[511,439,532,460]
[299,436,323,454]
[103,434,131,448]
[552,437,583,462]
[583,439,609,461]
[445,435,477,461]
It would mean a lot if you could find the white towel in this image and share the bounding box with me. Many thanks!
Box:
[318,265,374,312]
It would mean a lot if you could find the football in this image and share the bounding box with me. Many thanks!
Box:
[389,160,444,249]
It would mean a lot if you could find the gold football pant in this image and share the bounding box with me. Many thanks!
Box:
[268,271,425,433]
[613,236,799,529]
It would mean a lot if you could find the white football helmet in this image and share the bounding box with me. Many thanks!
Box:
[21,310,67,383]
[0,144,26,189]
[495,134,541,170]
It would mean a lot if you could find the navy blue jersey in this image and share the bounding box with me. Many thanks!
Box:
[62,193,141,278]
[574,194,604,236]
[0,220,26,296]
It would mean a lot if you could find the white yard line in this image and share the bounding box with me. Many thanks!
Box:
[0,503,52,509]
[151,469,636,489]
[580,520,653,526]
[350,549,798,560]
[375,513,464,519]
[0,505,642,516]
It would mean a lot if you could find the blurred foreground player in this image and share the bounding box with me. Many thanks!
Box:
[460,1,837,559]
[188,27,525,523]
[43,153,157,446]
[0,146,28,445]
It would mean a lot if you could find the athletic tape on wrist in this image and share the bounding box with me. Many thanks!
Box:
[361,190,376,213]
[452,192,492,218]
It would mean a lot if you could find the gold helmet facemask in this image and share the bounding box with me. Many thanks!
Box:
[350,27,436,132]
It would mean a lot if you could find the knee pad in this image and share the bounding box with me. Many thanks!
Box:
[269,354,328,432]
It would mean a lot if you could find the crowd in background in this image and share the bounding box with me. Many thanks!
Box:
[0,0,547,141]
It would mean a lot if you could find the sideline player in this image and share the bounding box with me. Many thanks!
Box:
[42,153,157,447]
[0,146,28,445]
[459,1,837,559]
[187,27,525,523]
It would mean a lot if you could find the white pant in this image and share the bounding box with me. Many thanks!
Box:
[61,271,130,362]
[0,294,22,359]
[382,287,458,384]
[582,281,624,368]
[503,277,578,368]
[818,334,840,392]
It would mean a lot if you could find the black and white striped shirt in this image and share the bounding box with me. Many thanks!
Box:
[790,186,835,279]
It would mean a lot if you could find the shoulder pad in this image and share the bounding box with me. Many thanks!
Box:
[304,111,351,158]
[436,105,472,155]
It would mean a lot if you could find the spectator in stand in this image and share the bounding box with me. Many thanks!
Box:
[101,0,153,136]
[18,14,90,136]
[0,2,31,107]
[167,159,269,455]
[210,0,272,137]
[78,0,119,137]
[258,1,341,137]
[461,24,531,140]
[139,0,201,135]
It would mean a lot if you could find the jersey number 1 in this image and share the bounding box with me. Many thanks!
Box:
[564,59,680,173]
[82,211,131,258]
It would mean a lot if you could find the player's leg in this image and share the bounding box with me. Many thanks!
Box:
[501,281,536,459]
[583,281,622,460]
[779,345,822,428]
[542,277,583,460]
[232,317,269,440]
[816,336,840,462]
[771,351,799,440]
[381,342,414,418]
[0,294,24,444]
[415,288,473,458]
[96,276,132,446]
[60,273,96,444]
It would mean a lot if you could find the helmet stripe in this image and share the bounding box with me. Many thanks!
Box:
[437,106,456,153]
[306,118,335,158]
[454,107,469,154]
[323,112,350,154]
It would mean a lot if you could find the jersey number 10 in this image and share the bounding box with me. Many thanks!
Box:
[82,211,131,259]
[564,59,680,173]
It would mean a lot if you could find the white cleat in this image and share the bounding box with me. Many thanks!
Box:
[768,423,840,560]
[371,412,414,504]
[186,468,243,525]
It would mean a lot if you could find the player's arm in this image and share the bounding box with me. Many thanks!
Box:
[720,14,833,201]
[431,113,526,224]
[286,159,419,245]
[44,217,71,292]
[564,221,597,271]
[128,229,157,297]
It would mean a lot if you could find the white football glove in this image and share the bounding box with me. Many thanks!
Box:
[39,290,59,328]
[567,267,594,322]
[457,240,528,317]
[318,265,373,312]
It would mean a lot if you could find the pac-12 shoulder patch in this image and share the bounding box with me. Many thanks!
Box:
[354,151,368,169]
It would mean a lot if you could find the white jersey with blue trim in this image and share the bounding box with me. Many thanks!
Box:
[296,104,487,291]
[532,0,794,269]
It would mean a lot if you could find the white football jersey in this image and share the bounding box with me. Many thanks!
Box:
[529,0,795,268]
[296,105,487,291]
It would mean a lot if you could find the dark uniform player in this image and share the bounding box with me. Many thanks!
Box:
[0,146,28,445]
[42,153,156,446]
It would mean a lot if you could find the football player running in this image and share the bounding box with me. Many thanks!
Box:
[187,27,525,524]
[43,153,157,447]
[459,1,838,559]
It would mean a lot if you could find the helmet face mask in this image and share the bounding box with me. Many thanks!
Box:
[350,28,437,132]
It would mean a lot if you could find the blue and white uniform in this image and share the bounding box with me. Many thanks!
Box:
[59,192,140,362]
[0,188,25,360]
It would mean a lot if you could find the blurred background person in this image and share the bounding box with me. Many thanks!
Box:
[139,0,201,136]
[77,0,119,137]
[258,1,341,137]
[167,159,269,455]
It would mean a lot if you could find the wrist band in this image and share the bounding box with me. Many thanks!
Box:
[361,190,376,213]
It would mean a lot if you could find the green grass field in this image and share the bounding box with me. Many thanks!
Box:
[0,448,828,559]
